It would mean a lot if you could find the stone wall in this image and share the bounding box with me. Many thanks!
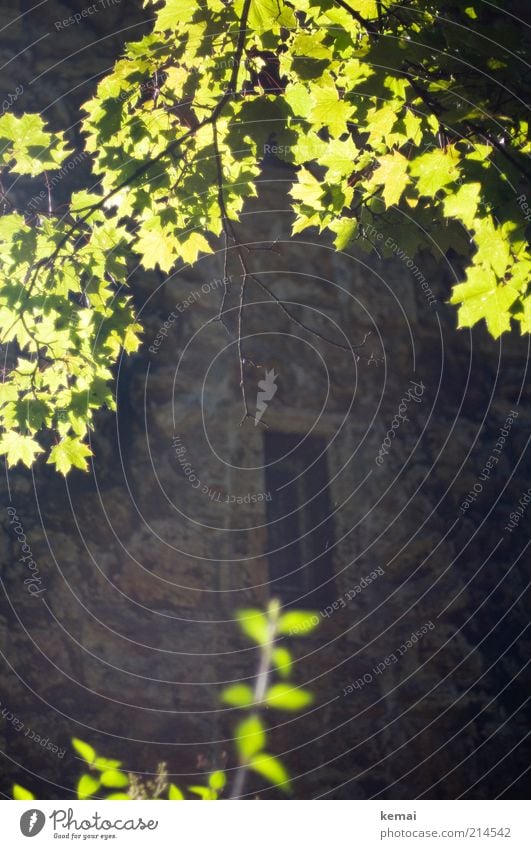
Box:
[0,0,529,800]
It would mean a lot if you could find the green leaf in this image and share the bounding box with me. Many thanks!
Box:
[154,0,199,30]
[168,783,185,799]
[100,769,129,789]
[365,104,399,147]
[13,784,35,800]
[208,771,226,792]
[474,218,511,277]
[106,792,131,800]
[277,611,319,636]
[309,74,352,137]
[47,437,93,475]
[443,182,481,228]
[93,756,122,771]
[266,683,313,711]
[285,82,314,116]
[235,715,266,760]
[410,147,461,196]
[329,217,358,251]
[272,647,292,678]
[249,753,292,792]
[450,265,519,338]
[0,113,69,176]
[0,432,43,468]
[178,231,212,265]
[77,773,101,800]
[236,609,269,645]
[220,683,255,708]
[367,151,410,208]
[319,137,358,182]
[135,217,178,274]
[72,738,96,764]
[188,785,215,800]
[240,0,296,32]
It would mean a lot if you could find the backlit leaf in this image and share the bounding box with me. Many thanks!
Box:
[249,753,292,792]
[236,715,266,760]
[77,774,101,800]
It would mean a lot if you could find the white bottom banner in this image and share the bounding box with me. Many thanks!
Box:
[1,800,529,848]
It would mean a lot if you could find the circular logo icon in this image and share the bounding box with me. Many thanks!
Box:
[20,809,46,837]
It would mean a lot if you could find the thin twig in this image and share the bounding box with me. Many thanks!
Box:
[237,261,249,426]
[213,126,374,369]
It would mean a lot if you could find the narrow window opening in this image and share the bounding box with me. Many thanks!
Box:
[263,432,336,607]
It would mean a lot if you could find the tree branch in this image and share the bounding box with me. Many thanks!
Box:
[24,0,254,298]
[333,0,378,35]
